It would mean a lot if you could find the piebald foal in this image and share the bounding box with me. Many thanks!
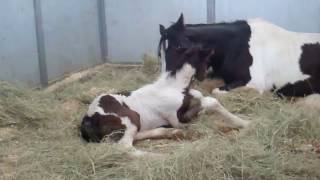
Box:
[80,47,249,149]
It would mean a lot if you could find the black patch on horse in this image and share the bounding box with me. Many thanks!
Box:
[276,43,320,97]
[159,15,253,90]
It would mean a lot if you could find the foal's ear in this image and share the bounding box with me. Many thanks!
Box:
[199,49,215,59]
[159,24,166,36]
[175,13,185,30]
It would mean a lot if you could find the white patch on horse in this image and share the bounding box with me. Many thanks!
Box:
[124,63,194,131]
[118,117,138,148]
[247,19,319,92]
[189,89,204,99]
[87,94,108,117]
[87,94,125,117]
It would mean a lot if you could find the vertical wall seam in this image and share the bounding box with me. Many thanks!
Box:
[207,0,215,23]
[97,0,108,62]
[33,0,48,87]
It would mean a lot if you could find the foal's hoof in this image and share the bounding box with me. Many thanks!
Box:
[239,120,251,129]
[219,127,239,134]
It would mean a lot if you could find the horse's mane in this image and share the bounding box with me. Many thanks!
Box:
[186,20,247,27]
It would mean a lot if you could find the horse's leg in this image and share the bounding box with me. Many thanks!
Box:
[117,117,167,158]
[190,89,249,128]
[118,117,138,148]
[201,97,250,128]
[182,105,202,121]
[134,128,183,141]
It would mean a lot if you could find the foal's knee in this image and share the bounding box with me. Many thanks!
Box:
[201,97,220,109]
[189,89,204,99]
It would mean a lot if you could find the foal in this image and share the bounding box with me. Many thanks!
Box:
[80,47,249,148]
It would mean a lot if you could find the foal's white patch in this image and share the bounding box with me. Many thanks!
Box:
[201,97,219,109]
[118,117,137,148]
[87,93,125,117]
[124,63,196,131]
[189,89,203,99]
[87,94,108,117]
[247,19,320,92]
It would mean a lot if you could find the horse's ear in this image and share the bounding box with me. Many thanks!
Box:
[175,13,185,30]
[159,24,166,36]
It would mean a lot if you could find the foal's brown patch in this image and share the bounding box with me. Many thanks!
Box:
[177,90,202,123]
[99,95,141,130]
[81,94,141,142]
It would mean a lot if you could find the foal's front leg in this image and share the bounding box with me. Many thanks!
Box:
[118,117,138,148]
[134,128,183,141]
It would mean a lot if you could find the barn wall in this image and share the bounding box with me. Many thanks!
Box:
[0,0,319,86]
[40,0,102,81]
[105,0,207,63]
[0,0,40,85]
[215,0,320,33]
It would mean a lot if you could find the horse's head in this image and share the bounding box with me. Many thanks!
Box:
[167,47,214,81]
[159,14,213,81]
[159,14,192,53]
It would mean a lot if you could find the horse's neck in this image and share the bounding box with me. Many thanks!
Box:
[155,63,195,90]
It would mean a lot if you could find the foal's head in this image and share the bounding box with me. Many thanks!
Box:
[167,47,214,81]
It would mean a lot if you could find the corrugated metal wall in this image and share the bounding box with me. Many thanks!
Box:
[105,0,207,63]
[0,0,40,85]
[0,0,319,86]
[41,0,103,81]
[215,0,320,33]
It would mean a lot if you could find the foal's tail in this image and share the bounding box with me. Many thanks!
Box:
[80,116,100,142]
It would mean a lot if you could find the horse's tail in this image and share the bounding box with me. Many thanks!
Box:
[80,116,100,142]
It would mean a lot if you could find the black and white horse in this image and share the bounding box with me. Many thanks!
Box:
[80,47,249,153]
[159,14,320,97]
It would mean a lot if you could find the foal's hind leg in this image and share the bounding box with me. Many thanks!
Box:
[189,89,249,128]
[201,97,250,128]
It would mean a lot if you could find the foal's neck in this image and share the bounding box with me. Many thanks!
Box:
[156,63,195,90]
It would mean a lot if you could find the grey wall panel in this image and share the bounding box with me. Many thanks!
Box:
[105,0,207,63]
[41,0,102,80]
[0,0,40,85]
[216,0,320,33]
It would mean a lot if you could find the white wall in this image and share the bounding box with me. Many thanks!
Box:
[105,0,207,63]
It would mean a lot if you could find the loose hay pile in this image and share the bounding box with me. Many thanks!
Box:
[0,61,320,180]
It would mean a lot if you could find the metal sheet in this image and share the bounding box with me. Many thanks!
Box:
[216,0,320,33]
[105,0,208,63]
[41,0,102,80]
[0,0,40,86]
